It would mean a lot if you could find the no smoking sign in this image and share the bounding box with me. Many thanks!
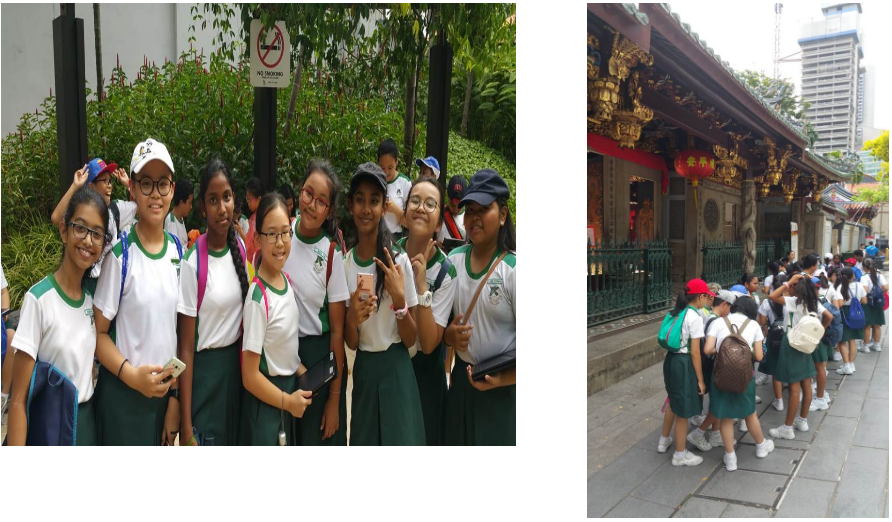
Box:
[250,20,291,88]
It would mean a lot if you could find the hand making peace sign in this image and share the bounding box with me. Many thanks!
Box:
[374,248,406,309]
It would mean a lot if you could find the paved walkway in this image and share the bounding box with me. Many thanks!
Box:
[588,330,889,518]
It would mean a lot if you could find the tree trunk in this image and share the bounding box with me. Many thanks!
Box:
[461,69,472,138]
[283,44,303,137]
[94,4,103,109]
[741,173,757,274]
[402,60,417,171]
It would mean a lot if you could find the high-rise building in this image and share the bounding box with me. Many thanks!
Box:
[798,3,863,155]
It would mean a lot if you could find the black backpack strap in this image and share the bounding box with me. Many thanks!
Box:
[110,200,121,232]
[432,255,452,293]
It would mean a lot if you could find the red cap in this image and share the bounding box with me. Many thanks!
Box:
[845,258,857,264]
[685,278,715,297]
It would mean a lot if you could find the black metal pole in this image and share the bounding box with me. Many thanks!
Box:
[425,34,453,193]
[53,3,88,197]
[253,87,276,192]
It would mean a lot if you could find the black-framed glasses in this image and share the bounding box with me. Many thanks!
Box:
[68,221,109,245]
[92,177,113,187]
[136,176,173,196]
[407,195,439,214]
[299,188,330,211]
[258,228,293,244]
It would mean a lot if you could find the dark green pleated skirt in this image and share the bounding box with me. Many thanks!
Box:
[759,339,779,376]
[840,305,865,341]
[294,332,347,446]
[444,357,516,446]
[774,335,817,384]
[811,340,833,363]
[75,395,97,446]
[412,342,448,446]
[191,341,243,446]
[709,375,756,419]
[351,343,425,446]
[239,372,297,446]
[863,305,886,326]
[95,365,168,445]
[662,351,702,419]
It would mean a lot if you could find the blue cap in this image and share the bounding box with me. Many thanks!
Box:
[459,169,510,208]
[811,276,821,286]
[415,156,440,177]
[729,284,749,296]
[86,158,117,184]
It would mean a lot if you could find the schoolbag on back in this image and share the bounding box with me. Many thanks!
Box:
[818,296,843,347]
[867,280,886,309]
[657,306,697,352]
[787,310,824,354]
[844,296,867,330]
[713,317,754,394]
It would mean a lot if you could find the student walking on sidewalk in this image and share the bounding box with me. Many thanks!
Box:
[836,267,868,375]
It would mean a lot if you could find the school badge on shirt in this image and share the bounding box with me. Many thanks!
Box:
[488,278,503,306]
[85,308,95,330]
[172,258,181,280]
[313,247,326,274]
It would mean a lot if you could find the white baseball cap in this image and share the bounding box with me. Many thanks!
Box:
[130,138,175,175]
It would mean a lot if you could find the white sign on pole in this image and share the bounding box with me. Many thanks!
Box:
[791,222,798,259]
[250,20,290,88]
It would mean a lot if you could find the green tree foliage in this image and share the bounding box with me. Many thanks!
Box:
[854,130,889,206]
[740,69,817,147]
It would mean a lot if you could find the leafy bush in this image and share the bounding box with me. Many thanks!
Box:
[1,210,61,310]
[446,131,516,220]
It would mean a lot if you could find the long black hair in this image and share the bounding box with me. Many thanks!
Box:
[863,257,879,286]
[253,192,289,272]
[767,261,780,278]
[404,177,444,242]
[348,175,397,303]
[496,198,516,253]
[835,267,853,302]
[63,186,110,283]
[769,272,788,320]
[278,183,296,219]
[791,277,819,315]
[199,158,249,302]
[298,158,342,241]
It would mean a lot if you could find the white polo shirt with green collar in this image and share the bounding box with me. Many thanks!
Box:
[384,173,412,234]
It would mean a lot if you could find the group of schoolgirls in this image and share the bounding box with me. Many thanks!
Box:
[4,136,516,447]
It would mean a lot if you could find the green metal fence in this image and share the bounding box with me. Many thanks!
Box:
[755,241,774,279]
[701,241,744,289]
[587,240,673,326]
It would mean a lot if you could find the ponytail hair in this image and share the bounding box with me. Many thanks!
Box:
[770,272,788,320]
[793,277,819,314]
[253,192,289,271]
[864,257,878,286]
[768,261,780,277]
[835,267,853,302]
[671,292,695,317]
[198,158,249,301]
[817,273,830,290]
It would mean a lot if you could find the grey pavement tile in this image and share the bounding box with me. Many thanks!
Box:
[742,406,823,446]
[797,415,858,481]
[672,497,728,518]
[775,477,836,518]
[868,370,888,399]
[831,446,889,518]
[604,496,676,518]
[699,470,787,506]
[735,445,801,475]
[852,397,889,450]
[631,447,722,508]
[719,503,775,518]
[826,379,869,418]
[588,398,640,431]
[588,447,670,517]
[589,414,665,476]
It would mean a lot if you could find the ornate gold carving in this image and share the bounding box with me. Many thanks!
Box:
[589,77,621,124]
[587,34,600,81]
[713,133,749,186]
[608,32,653,81]
[761,137,794,186]
[782,171,799,204]
[812,176,829,202]
[753,171,770,198]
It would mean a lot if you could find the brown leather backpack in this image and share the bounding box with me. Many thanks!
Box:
[713,316,754,394]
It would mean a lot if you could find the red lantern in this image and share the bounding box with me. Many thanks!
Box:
[674,149,716,208]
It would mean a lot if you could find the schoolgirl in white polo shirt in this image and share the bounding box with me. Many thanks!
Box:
[176,159,251,446]
[283,159,350,446]
[93,139,183,445]
[443,169,516,446]
[345,162,424,446]
[240,192,312,446]
[7,188,109,445]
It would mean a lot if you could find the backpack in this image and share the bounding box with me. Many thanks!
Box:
[109,201,121,235]
[766,319,785,354]
[818,296,843,347]
[195,233,249,313]
[25,361,79,445]
[658,306,697,352]
[787,309,825,354]
[853,267,863,280]
[250,272,300,375]
[867,278,886,309]
[713,317,754,394]
[843,293,866,330]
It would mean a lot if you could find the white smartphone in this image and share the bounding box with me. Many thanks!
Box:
[161,356,187,382]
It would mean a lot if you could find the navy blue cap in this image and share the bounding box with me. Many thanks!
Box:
[415,156,440,176]
[459,169,510,208]
[350,162,387,193]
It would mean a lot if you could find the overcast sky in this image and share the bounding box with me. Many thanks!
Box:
[659,1,889,131]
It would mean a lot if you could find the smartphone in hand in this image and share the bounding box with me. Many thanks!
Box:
[160,356,187,383]
[358,273,374,301]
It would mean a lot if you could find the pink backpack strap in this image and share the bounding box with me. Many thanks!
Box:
[283,271,299,307]
[196,233,209,312]
[236,235,247,266]
[252,275,269,320]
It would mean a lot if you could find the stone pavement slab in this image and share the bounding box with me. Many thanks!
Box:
[796,415,858,481]
[831,446,889,518]
[735,444,801,475]
[605,496,676,518]
[719,503,774,517]
[699,469,787,506]
[868,369,889,399]
[825,379,869,418]
[774,477,836,518]
[630,448,722,508]
[671,497,727,518]
[852,396,889,450]
[587,447,669,517]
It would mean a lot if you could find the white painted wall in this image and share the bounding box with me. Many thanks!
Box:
[1,3,243,137]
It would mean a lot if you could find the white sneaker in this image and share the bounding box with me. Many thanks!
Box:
[793,417,809,432]
[837,363,854,375]
[755,374,770,386]
[756,439,776,458]
[769,424,796,440]
[689,414,706,427]
[772,398,784,411]
[809,396,830,411]
[672,450,704,467]
[870,342,883,352]
[657,436,673,453]
[724,451,738,472]
[687,430,712,452]
[755,394,763,404]
[707,429,736,448]
[832,351,843,362]
[858,344,872,353]
[851,362,857,372]
[739,418,749,432]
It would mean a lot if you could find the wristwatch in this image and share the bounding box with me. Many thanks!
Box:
[419,290,433,308]
[391,300,409,320]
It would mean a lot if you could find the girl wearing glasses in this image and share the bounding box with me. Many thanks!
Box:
[240,192,312,445]
[345,162,424,445]
[283,160,350,445]
[7,188,109,445]
[93,138,183,445]
[397,177,457,445]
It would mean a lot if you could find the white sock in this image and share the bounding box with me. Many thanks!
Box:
[674,451,686,459]
[694,428,705,436]
[725,450,735,457]
[659,436,671,446]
